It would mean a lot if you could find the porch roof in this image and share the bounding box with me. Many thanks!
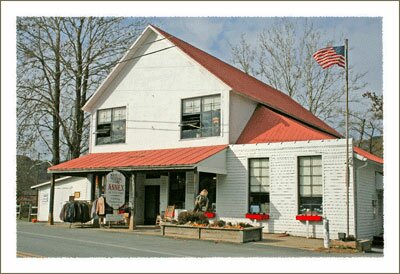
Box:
[353,146,383,164]
[48,145,228,174]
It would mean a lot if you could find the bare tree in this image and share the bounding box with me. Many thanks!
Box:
[362,91,383,120]
[230,33,256,75]
[17,17,63,165]
[58,17,146,159]
[343,90,383,156]
[230,18,367,127]
[17,17,147,164]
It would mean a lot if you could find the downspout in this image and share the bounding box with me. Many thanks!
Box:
[354,156,368,239]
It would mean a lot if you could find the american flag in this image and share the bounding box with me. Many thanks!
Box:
[312,46,345,69]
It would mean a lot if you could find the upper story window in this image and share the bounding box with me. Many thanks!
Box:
[298,156,323,215]
[181,95,220,139]
[249,158,270,214]
[96,107,126,145]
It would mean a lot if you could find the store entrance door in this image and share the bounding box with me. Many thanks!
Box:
[144,185,160,225]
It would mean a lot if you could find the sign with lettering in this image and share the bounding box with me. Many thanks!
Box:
[105,170,126,209]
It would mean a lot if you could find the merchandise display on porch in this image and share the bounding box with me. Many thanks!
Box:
[194,189,209,212]
[91,196,113,219]
[59,201,92,224]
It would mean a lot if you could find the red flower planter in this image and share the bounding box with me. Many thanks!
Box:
[245,213,269,220]
[295,215,322,221]
[204,212,216,218]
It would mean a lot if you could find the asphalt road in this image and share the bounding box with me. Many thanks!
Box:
[17,221,381,258]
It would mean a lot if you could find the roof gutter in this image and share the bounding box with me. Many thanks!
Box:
[48,164,196,174]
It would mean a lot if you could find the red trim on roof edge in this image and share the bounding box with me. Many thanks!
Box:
[353,146,383,164]
[236,105,336,144]
[151,25,341,138]
[48,145,228,172]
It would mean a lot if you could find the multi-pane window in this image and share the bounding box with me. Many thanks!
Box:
[96,107,126,145]
[298,156,323,215]
[181,95,221,139]
[249,158,270,214]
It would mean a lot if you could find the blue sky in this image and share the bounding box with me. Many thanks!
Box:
[150,17,383,96]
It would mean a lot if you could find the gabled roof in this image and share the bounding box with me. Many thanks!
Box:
[353,146,383,164]
[151,25,341,138]
[84,24,340,138]
[236,105,336,144]
[48,145,227,173]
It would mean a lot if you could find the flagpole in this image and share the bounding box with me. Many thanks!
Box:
[344,39,350,238]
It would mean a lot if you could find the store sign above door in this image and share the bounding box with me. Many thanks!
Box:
[105,170,126,209]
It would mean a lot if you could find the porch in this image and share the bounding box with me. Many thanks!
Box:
[46,145,227,227]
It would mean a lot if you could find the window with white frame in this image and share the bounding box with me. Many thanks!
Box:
[298,156,323,215]
[96,107,126,145]
[249,158,270,214]
[181,95,220,139]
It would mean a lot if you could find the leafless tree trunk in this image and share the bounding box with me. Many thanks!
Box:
[17,17,63,165]
[17,17,147,163]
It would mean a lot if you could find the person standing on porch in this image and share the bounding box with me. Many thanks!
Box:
[194,189,209,212]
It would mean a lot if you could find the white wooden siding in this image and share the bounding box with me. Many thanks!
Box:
[160,175,169,214]
[185,171,196,211]
[35,177,90,222]
[229,92,257,143]
[217,139,356,239]
[89,31,231,153]
[355,159,384,239]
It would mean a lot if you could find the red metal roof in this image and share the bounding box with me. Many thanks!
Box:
[353,146,383,164]
[48,145,227,172]
[236,105,336,144]
[151,25,341,138]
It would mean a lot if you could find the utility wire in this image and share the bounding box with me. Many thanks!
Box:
[117,45,176,65]
[142,35,173,46]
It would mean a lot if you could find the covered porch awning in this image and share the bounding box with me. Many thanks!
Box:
[48,145,228,175]
[353,146,383,165]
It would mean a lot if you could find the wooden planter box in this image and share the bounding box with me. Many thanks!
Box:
[161,224,263,243]
[245,213,269,220]
[295,215,322,221]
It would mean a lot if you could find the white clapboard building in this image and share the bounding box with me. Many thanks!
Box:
[31,177,91,222]
[46,25,383,240]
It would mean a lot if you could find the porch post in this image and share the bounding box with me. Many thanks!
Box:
[48,174,55,225]
[194,170,200,196]
[129,173,136,230]
[98,175,103,196]
[92,174,100,228]
[97,175,104,226]
[89,174,96,201]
